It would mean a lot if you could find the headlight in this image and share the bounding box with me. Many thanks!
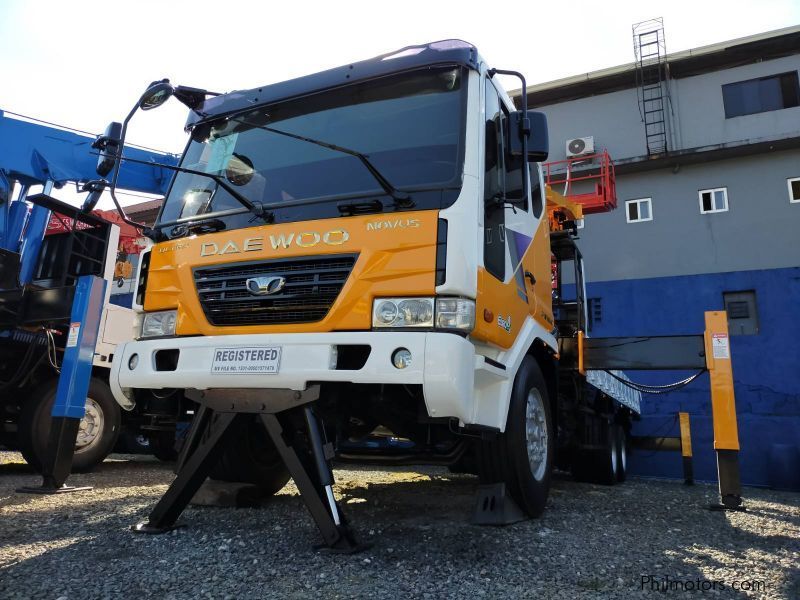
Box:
[435,297,475,331]
[372,297,474,331]
[373,298,434,328]
[140,310,177,338]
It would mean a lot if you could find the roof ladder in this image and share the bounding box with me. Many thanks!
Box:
[633,18,672,156]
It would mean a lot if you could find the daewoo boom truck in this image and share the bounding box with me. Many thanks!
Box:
[104,40,641,551]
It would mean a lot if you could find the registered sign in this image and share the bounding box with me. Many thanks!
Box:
[211,346,282,374]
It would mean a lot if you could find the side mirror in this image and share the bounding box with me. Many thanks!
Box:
[140,80,174,111]
[508,110,549,162]
[80,180,107,213]
[92,122,122,177]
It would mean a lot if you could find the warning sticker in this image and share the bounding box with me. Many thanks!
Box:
[712,333,730,359]
[67,322,80,348]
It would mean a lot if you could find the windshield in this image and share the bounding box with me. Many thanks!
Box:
[158,66,467,231]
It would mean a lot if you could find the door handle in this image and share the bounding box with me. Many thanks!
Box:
[525,270,536,286]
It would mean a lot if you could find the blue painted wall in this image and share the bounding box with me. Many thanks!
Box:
[583,267,800,487]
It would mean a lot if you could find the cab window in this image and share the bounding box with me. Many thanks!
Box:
[484,79,506,280]
[484,79,531,280]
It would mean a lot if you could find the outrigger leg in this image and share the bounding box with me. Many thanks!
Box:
[132,406,245,533]
[132,389,366,552]
[261,407,367,553]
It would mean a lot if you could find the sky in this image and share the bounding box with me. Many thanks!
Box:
[1,0,798,208]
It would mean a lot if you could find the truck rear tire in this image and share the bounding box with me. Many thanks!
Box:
[595,423,618,485]
[18,377,121,473]
[477,356,554,517]
[210,416,290,496]
[615,424,628,483]
[571,419,617,486]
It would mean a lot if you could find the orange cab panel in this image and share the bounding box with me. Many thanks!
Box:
[144,211,439,336]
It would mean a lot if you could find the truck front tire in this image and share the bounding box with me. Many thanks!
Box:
[148,430,179,462]
[18,377,121,473]
[210,416,290,496]
[477,356,554,517]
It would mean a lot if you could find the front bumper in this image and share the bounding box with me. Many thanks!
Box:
[110,331,477,424]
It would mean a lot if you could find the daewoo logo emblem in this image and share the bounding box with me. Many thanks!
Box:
[200,229,349,256]
[246,276,286,296]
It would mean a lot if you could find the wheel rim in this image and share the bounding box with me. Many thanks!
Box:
[75,397,104,452]
[525,389,548,481]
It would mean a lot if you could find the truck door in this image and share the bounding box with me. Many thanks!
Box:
[521,165,554,332]
[475,78,542,348]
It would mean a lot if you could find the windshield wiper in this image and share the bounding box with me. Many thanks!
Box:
[169,218,226,238]
[337,199,384,216]
[228,116,414,208]
[108,154,274,225]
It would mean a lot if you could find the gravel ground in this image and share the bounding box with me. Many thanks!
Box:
[1,451,798,599]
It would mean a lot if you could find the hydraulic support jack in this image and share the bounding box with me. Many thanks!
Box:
[132,388,366,553]
[17,275,107,495]
[576,310,745,511]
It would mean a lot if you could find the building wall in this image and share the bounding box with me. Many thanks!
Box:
[576,149,800,282]
[584,268,800,487]
[536,48,800,488]
[535,85,646,162]
[672,55,800,152]
[536,54,800,162]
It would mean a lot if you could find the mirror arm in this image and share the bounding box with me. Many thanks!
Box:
[104,101,151,232]
[488,68,529,204]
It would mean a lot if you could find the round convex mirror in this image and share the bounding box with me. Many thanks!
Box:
[140,81,174,110]
[225,153,255,186]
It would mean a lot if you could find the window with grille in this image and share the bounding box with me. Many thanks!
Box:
[723,290,759,336]
[587,297,602,332]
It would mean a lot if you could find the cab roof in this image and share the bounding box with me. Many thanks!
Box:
[187,40,479,128]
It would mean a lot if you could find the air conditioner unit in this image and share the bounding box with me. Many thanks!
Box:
[566,136,594,158]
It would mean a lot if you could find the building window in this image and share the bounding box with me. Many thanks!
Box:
[789,177,800,203]
[699,187,728,214]
[723,290,759,335]
[722,71,800,118]
[625,198,652,223]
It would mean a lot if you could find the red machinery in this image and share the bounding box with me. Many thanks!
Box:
[546,150,617,292]
[46,209,141,253]
[46,209,144,281]
[544,149,617,214]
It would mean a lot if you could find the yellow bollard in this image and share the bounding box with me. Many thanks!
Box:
[704,311,744,510]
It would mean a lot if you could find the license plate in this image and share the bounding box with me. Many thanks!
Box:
[210,346,281,374]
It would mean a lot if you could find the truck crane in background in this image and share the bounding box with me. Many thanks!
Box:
[0,109,184,472]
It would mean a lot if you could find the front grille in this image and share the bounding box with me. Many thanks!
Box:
[194,254,357,326]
